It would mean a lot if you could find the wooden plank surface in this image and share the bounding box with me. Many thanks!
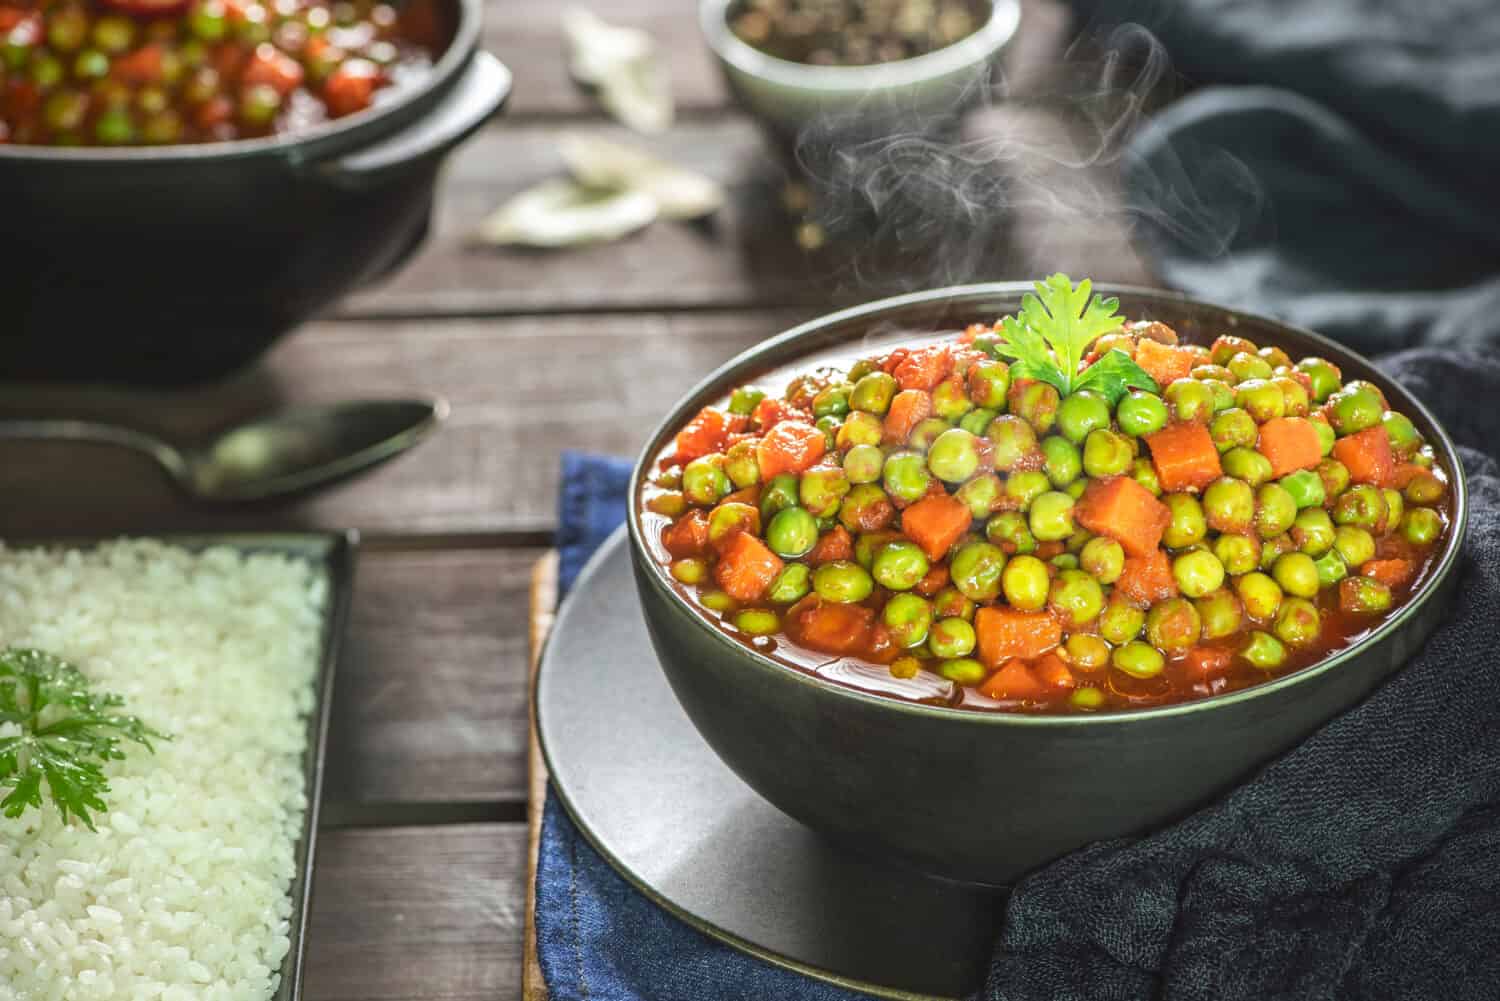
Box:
[305,823,527,1001]
[523,552,559,1001]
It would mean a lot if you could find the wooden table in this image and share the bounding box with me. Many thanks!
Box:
[0,2,1151,996]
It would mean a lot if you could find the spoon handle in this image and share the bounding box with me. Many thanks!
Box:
[0,419,188,483]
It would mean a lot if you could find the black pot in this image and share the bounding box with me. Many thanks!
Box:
[0,0,509,387]
[628,284,1470,888]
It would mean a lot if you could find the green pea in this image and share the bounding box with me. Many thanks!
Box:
[1316,458,1351,499]
[972,331,1003,359]
[683,454,731,506]
[1259,532,1294,572]
[959,407,998,437]
[1313,419,1337,456]
[1014,380,1060,433]
[1051,553,1080,571]
[1235,379,1286,422]
[928,428,982,483]
[1116,390,1168,437]
[29,52,65,89]
[1203,477,1255,534]
[1099,598,1146,645]
[1254,483,1297,539]
[932,587,975,621]
[1132,457,1162,496]
[1173,549,1226,598]
[987,511,1036,555]
[967,362,1011,409]
[854,530,902,570]
[1069,686,1107,710]
[1402,507,1443,545]
[1240,630,1287,670]
[759,474,800,520]
[930,617,977,658]
[1112,640,1165,679]
[1141,598,1197,652]
[189,0,230,41]
[1405,468,1447,505]
[1295,357,1342,402]
[1056,636,1108,674]
[729,385,766,416]
[767,506,819,558]
[841,443,884,485]
[1206,378,1237,413]
[1213,533,1260,576]
[1209,408,1258,454]
[1235,571,1283,621]
[813,415,840,451]
[1163,493,1208,548]
[1273,376,1310,418]
[850,372,898,415]
[1066,526,1093,553]
[708,502,761,547]
[1223,447,1274,487]
[950,542,1006,601]
[1005,470,1052,508]
[836,411,885,451]
[1190,363,1232,384]
[955,473,1003,519]
[47,6,90,50]
[987,415,1038,471]
[671,557,708,584]
[768,563,812,604]
[882,452,932,505]
[1278,470,1326,509]
[1340,576,1392,613]
[1065,478,1089,500]
[812,383,851,419]
[1313,550,1348,588]
[1414,444,1438,469]
[1228,351,1274,382]
[1049,569,1104,627]
[735,609,782,636]
[1334,526,1376,568]
[1080,537,1125,584]
[813,561,874,604]
[42,88,88,131]
[1056,391,1111,443]
[700,590,736,613]
[1271,552,1320,598]
[1195,589,1244,640]
[646,491,688,517]
[1261,345,1293,368]
[1326,384,1384,435]
[1041,435,1083,487]
[1030,491,1077,542]
[1291,508,1335,556]
[1165,379,1215,424]
[934,658,982,685]
[1211,336,1257,367]
[839,484,895,533]
[931,377,974,421]
[1083,429,1133,477]
[882,593,933,647]
[800,466,851,519]
[1332,484,1388,530]
[908,418,950,452]
[1382,488,1406,530]
[725,440,761,489]
[1001,554,1050,611]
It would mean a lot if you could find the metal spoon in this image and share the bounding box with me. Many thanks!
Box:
[0,399,448,503]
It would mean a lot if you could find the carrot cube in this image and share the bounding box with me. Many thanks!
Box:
[900,493,973,561]
[1033,652,1077,691]
[1257,417,1323,478]
[756,420,826,480]
[978,659,1045,701]
[785,596,874,657]
[662,510,710,558]
[1132,338,1196,387]
[713,531,783,603]
[1115,548,1179,606]
[892,344,954,392]
[975,607,1063,667]
[807,525,854,565]
[673,406,728,462]
[1146,422,1223,492]
[1362,559,1415,588]
[1332,426,1397,487]
[1074,476,1171,557]
[883,389,933,445]
[1183,646,1233,678]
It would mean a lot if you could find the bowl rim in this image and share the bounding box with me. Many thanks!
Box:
[698,0,1020,94]
[0,0,481,164]
[627,282,1471,728]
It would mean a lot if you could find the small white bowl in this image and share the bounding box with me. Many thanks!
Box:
[700,0,1022,141]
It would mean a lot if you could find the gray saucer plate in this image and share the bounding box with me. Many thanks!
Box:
[535,527,1000,1000]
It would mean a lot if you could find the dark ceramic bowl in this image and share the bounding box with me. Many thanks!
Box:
[627,283,1469,889]
[0,0,509,387]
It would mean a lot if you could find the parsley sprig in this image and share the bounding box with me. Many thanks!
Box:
[991,274,1160,404]
[0,647,165,830]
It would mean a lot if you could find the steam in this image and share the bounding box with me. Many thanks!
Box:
[790,19,1262,294]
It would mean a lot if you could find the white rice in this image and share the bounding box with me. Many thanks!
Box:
[0,540,327,1001]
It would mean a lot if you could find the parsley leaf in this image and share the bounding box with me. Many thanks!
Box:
[990,274,1159,404]
[0,648,165,830]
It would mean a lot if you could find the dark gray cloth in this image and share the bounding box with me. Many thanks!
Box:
[987,349,1500,999]
[1077,0,1500,352]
